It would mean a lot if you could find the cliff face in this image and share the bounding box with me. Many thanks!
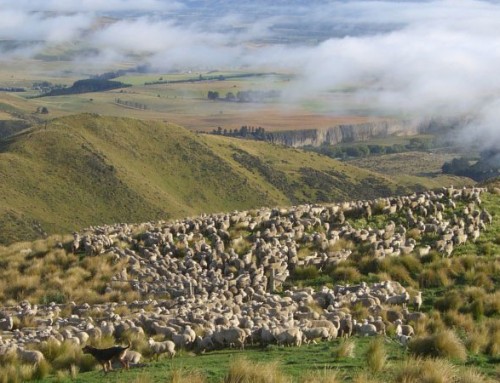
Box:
[266,120,421,147]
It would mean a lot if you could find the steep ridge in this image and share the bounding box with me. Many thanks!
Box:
[0,114,401,244]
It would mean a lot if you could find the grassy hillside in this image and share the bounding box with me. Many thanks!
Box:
[0,114,404,245]
[0,186,497,383]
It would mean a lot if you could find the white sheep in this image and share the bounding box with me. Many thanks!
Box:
[148,338,175,360]
[123,350,142,365]
[16,347,45,365]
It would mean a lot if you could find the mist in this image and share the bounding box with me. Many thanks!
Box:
[1,0,499,149]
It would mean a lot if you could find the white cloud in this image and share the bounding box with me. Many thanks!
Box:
[0,0,499,148]
[0,0,182,13]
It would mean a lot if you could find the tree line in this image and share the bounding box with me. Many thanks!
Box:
[211,125,268,140]
[115,98,148,110]
[207,90,280,103]
[304,138,433,159]
[442,149,500,181]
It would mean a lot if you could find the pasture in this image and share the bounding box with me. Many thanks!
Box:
[0,65,390,133]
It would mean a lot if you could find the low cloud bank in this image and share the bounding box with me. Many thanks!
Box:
[0,0,499,149]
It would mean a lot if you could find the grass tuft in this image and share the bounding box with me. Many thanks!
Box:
[332,339,355,359]
[223,357,289,383]
[409,330,467,361]
[365,337,387,373]
[394,357,456,383]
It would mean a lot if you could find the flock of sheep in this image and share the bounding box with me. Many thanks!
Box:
[0,186,492,369]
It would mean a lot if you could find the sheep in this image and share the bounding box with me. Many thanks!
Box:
[301,327,329,344]
[411,292,423,311]
[123,350,142,365]
[356,320,378,336]
[276,327,302,347]
[193,335,214,353]
[395,320,414,337]
[385,291,410,306]
[397,334,412,346]
[171,333,191,350]
[16,347,45,365]
[147,338,175,360]
[212,327,246,350]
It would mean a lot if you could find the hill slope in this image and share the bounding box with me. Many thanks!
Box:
[0,114,435,244]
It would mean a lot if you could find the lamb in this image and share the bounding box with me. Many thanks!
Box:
[147,338,175,360]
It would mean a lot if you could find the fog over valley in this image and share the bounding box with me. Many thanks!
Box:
[1,0,499,149]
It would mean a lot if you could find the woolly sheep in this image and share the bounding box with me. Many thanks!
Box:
[148,338,175,360]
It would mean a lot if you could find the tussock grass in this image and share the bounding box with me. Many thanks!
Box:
[409,330,467,361]
[456,368,492,383]
[466,325,490,354]
[365,337,387,373]
[300,368,340,383]
[223,357,289,383]
[485,323,500,357]
[394,357,456,383]
[332,339,355,359]
[443,311,474,332]
[331,266,362,283]
[353,373,380,383]
[169,368,207,383]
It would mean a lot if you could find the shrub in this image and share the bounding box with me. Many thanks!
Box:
[409,330,467,361]
[365,337,386,373]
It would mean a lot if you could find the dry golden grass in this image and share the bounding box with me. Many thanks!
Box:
[169,368,207,383]
[409,330,467,361]
[353,373,380,383]
[333,339,356,359]
[456,367,492,383]
[365,337,387,373]
[300,368,340,383]
[223,358,290,383]
[394,358,456,383]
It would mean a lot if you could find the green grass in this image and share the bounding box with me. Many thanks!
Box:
[0,114,400,244]
[34,336,499,383]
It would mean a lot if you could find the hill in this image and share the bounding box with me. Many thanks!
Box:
[0,186,497,382]
[0,113,415,245]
